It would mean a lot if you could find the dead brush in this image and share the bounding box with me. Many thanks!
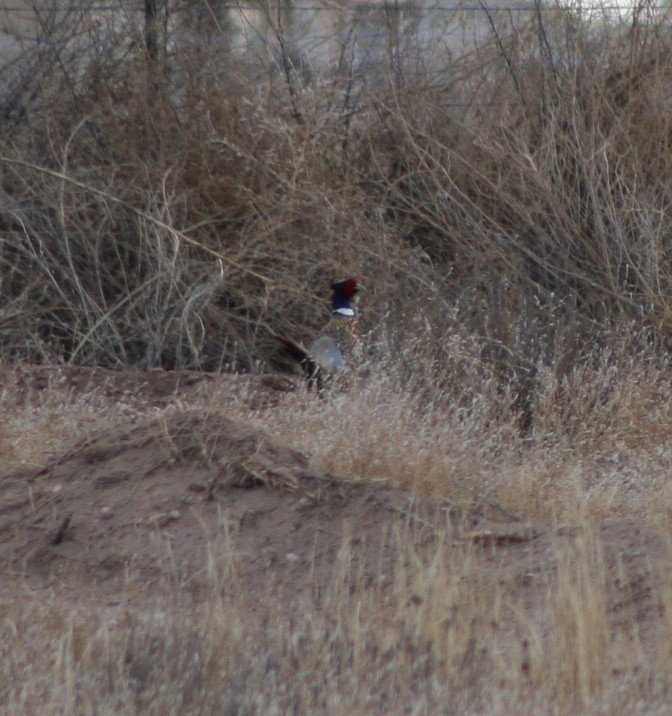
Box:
[2,1,672,387]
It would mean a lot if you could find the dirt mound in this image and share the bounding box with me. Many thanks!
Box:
[0,408,443,605]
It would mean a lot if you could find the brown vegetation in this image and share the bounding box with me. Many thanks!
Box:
[2,1,672,713]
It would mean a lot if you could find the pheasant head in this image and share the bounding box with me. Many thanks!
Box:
[330,277,361,317]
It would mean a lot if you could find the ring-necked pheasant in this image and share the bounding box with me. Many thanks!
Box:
[275,278,362,391]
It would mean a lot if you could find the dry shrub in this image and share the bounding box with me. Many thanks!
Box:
[0,0,670,396]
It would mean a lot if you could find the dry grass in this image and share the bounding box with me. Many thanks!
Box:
[1,518,672,715]
[240,328,672,527]
[2,0,672,713]
[0,354,670,713]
